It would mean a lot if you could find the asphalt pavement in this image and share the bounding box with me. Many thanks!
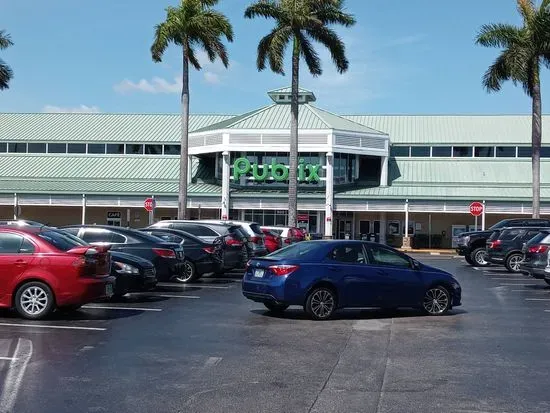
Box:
[1,256,550,413]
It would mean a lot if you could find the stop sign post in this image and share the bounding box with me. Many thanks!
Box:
[469,201,484,231]
[144,197,156,225]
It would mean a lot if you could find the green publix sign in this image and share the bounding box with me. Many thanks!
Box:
[233,157,321,183]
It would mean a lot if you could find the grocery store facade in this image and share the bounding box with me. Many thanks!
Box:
[1,87,550,248]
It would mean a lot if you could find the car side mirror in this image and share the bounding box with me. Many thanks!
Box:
[411,259,421,270]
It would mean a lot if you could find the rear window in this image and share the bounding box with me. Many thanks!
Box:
[38,230,85,252]
[267,242,319,259]
[499,229,524,241]
[528,232,550,245]
[172,224,219,237]
[487,231,501,241]
[249,223,263,235]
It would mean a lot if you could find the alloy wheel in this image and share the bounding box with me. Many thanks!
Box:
[423,287,450,315]
[508,255,522,272]
[175,261,195,283]
[20,286,48,316]
[309,289,335,319]
[474,249,488,266]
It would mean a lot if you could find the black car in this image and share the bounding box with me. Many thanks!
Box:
[456,218,550,267]
[148,221,245,272]
[519,230,550,285]
[110,251,158,296]
[486,227,544,272]
[60,225,185,282]
[139,228,222,283]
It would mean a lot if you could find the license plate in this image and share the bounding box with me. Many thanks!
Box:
[105,284,114,297]
[254,269,265,278]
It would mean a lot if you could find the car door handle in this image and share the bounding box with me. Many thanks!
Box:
[328,266,339,272]
[14,259,28,266]
[376,269,387,276]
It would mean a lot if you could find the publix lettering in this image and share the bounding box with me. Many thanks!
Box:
[233,157,321,183]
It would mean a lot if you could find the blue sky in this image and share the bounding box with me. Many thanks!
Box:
[1,0,547,115]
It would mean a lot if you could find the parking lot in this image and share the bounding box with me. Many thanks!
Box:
[1,255,550,413]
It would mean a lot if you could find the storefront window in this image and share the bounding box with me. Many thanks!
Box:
[410,146,430,157]
[432,146,452,157]
[475,146,494,157]
[453,146,472,157]
[496,146,515,157]
[390,146,409,157]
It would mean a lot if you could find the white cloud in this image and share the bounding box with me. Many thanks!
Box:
[204,71,221,85]
[113,76,182,94]
[195,50,237,85]
[42,104,101,113]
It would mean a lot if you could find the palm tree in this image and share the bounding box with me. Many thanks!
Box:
[244,0,355,228]
[151,0,233,220]
[0,30,14,90]
[476,0,550,218]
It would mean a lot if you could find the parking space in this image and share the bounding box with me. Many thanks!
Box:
[1,258,550,413]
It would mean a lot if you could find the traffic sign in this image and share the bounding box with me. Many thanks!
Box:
[144,197,156,212]
[469,201,483,217]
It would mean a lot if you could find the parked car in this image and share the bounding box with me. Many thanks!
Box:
[456,218,550,267]
[486,227,545,272]
[242,240,462,320]
[519,230,550,285]
[110,251,158,296]
[261,226,305,246]
[0,219,44,227]
[0,226,115,319]
[148,221,243,272]
[60,225,185,282]
[261,228,282,253]
[200,220,268,258]
[139,228,222,282]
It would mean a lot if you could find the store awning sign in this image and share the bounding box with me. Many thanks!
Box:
[233,157,320,183]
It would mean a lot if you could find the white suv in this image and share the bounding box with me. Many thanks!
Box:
[199,220,268,257]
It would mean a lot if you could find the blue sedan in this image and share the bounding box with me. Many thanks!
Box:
[242,240,462,320]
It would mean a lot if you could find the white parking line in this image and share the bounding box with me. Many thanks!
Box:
[0,338,32,413]
[0,323,106,331]
[544,310,550,313]
[82,305,162,312]
[157,284,231,290]
[511,289,549,292]
[525,298,550,301]
[155,294,200,299]
[499,283,540,286]
[0,357,17,361]
[490,278,532,281]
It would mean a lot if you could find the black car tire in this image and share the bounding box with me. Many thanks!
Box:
[544,279,550,286]
[505,253,523,273]
[174,260,199,283]
[464,254,474,265]
[15,281,55,320]
[263,302,289,313]
[470,247,490,267]
[422,285,451,316]
[305,287,337,320]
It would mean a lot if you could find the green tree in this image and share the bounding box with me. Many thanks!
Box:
[0,30,14,90]
[476,0,550,218]
[151,0,233,219]
[245,0,355,229]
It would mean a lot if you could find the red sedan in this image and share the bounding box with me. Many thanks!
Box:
[0,227,115,319]
[261,229,282,253]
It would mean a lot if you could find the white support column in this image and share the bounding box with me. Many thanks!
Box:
[188,155,193,184]
[402,199,411,249]
[148,195,155,226]
[81,194,86,225]
[379,211,387,245]
[324,152,334,239]
[351,212,356,240]
[380,156,389,187]
[13,193,18,220]
[355,154,360,180]
[481,200,486,230]
[221,151,230,220]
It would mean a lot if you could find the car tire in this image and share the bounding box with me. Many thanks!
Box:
[422,285,451,316]
[263,302,289,313]
[544,279,550,286]
[464,254,474,265]
[305,287,337,320]
[174,260,199,283]
[15,281,55,320]
[505,253,523,273]
[470,247,490,267]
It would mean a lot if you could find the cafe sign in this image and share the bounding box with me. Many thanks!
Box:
[233,157,321,183]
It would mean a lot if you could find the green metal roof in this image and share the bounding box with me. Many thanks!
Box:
[193,104,385,135]
[343,115,549,145]
[0,113,233,143]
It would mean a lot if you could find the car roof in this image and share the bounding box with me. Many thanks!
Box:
[140,227,207,243]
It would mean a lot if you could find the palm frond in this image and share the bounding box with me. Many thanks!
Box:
[151,22,172,62]
[475,23,523,48]
[257,26,292,74]
[187,44,202,70]
[517,0,536,23]
[194,10,234,42]
[244,0,283,20]
[306,26,349,73]
[0,59,13,90]
[0,31,13,49]
[297,32,321,76]
[315,2,356,27]
[199,0,220,7]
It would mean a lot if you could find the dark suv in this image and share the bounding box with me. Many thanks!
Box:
[486,227,545,272]
[456,218,550,267]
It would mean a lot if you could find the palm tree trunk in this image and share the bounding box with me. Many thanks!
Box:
[178,44,190,220]
[288,37,300,228]
[531,77,542,219]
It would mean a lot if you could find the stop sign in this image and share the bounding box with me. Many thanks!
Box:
[144,197,156,212]
[469,201,484,217]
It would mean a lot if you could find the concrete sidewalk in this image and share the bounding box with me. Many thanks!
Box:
[397,248,457,255]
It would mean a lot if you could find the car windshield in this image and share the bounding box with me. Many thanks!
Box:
[267,242,319,259]
[38,230,86,251]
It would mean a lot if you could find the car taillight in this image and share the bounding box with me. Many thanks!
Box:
[153,248,176,258]
[488,240,501,249]
[268,264,299,276]
[203,246,215,254]
[528,245,549,254]
[226,237,242,247]
[250,236,262,244]
[284,238,291,244]
[245,260,252,269]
